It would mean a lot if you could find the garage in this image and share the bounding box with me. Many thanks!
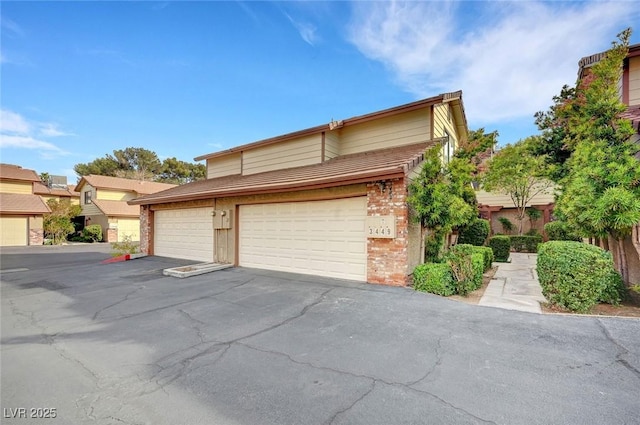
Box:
[0,216,28,246]
[116,218,140,242]
[154,208,214,262]
[239,197,367,281]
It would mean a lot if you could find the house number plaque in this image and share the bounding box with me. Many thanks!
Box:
[366,215,396,239]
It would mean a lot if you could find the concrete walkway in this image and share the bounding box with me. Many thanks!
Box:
[479,252,547,314]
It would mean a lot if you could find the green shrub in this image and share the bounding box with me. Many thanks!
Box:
[510,235,543,252]
[413,263,455,296]
[111,235,140,257]
[544,221,582,241]
[525,228,540,236]
[450,244,475,255]
[444,251,476,295]
[488,236,510,262]
[498,217,514,234]
[83,224,103,242]
[537,241,625,313]
[457,218,490,246]
[472,246,494,271]
[471,253,484,290]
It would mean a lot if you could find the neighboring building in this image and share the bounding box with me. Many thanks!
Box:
[0,164,50,246]
[75,175,176,243]
[578,42,640,284]
[130,92,468,286]
[476,185,556,236]
[33,176,80,206]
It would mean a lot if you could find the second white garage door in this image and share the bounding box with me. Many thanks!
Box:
[154,208,214,262]
[239,197,367,281]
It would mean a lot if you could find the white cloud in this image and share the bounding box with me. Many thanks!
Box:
[348,1,639,124]
[38,123,74,137]
[1,16,25,38]
[0,109,31,134]
[284,12,320,46]
[0,109,70,157]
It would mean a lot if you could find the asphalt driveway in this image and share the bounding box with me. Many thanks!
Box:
[1,245,639,425]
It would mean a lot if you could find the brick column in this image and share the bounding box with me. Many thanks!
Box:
[139,205,153,255]
[366,178,409,286]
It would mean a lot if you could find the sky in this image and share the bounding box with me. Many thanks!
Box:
[1,1,639,183]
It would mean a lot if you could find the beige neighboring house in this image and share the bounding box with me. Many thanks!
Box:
[0,164,50,246]
[476,185,556,236]
[130,91,469,286]
[76,175,176,243]
[33,179,81,206]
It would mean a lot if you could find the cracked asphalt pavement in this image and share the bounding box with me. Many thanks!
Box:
[1,245,639,425]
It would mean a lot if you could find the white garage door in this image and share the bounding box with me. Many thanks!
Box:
[0,216,28,246]
[154,208,214,262]
[239,197,367,281]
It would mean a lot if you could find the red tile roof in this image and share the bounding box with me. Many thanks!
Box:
[76,175,176,195]
[131,141,438,206]
[93,199,140,217]
[0,164,40,182]
[0,193,51,214]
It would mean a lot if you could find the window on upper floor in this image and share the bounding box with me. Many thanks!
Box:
[84,191,92,204]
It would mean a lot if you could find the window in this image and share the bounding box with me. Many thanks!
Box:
[84,191,92,204]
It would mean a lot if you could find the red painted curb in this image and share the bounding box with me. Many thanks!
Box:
[100,254,130,264]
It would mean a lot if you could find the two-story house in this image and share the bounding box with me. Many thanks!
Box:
[578,42,640,284]
[76,175,176,243]
[0,164,50,246]
[33,176,80,206]
[130,92,468,286]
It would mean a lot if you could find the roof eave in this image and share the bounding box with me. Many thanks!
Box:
[129,168,407,206]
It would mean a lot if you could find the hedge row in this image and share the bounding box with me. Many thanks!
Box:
[510,235,543,252]
[537,241,625,313]
[414,244,492,297]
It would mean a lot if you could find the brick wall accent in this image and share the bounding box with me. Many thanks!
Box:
[140,205,153,255]
[29,228,44,245]
[366,178,410,286]
[106,228,117,242]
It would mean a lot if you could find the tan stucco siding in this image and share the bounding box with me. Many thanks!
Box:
[339,109,431,155]
[97,189,134,201]
[324,131,340,160]
[242,134,322,175]
[629,56,640,106]
[116,217,140,242]
[207,152,242,179]
[0,181,33,194]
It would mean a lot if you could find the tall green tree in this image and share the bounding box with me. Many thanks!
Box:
[74,147,205,184]
[483,137,553,235]
[43,199,82,244]
[553,28,640,284]
[157,157,206,184]
[408,146,476,262]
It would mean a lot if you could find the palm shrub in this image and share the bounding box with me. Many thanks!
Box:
[537,241,625,313]
[498,217,514,234]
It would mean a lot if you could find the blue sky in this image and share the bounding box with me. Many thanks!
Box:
[1,1,639,183]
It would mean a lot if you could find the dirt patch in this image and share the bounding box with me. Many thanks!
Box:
[541,300,640,318]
